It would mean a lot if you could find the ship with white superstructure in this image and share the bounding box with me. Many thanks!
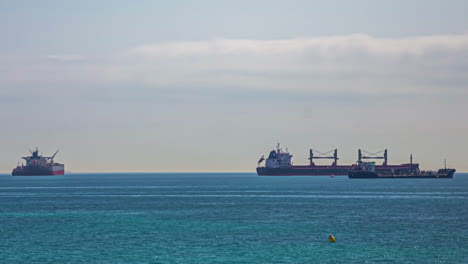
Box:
[256,143,420,176]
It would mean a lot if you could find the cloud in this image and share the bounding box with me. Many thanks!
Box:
[47,55,86,62]
[121,33,468,94]
[129,34,468,58]
[2,33,468,96]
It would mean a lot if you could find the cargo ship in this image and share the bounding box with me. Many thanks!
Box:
[256,143,420,176]
[348,161,455,178]
[12,148,64,176]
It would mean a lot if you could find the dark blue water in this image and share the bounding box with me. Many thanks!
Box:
[0,173,467,263]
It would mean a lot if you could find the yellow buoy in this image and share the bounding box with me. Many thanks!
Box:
[328,235,336,243]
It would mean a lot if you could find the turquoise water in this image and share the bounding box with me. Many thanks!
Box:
[0,173,467,263]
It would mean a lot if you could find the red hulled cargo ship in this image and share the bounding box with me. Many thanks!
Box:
[256,143,419,176]
[12,148,64,176]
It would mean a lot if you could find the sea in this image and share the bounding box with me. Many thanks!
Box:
[0,173,467,264]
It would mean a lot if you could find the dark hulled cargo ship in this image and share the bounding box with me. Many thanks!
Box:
[12,148,64,176]
[256,144,420,176]
[348,161,455,178]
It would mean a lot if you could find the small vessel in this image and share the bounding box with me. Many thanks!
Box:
[348,160,455,179]
[12,148,65,176]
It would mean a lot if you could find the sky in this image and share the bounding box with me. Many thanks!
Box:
[0,0,467,172]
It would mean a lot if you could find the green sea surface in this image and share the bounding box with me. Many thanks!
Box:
[0,173,467,263]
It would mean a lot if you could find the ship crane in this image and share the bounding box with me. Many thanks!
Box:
[309,149,339,166]
[46,150,60,162]
[358,149,388,166]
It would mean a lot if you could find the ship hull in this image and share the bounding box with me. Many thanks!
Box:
[12,165,65,176]
[257,166,349,176]
[348,169,455,179]
[257,163,421,176]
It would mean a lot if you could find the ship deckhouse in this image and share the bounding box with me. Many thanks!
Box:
[265,143,293,168]
[22,148,59,167]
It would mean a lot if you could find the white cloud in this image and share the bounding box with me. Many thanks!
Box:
[2,33,468,96]
[129,33,468,59]
[121,33,468,94]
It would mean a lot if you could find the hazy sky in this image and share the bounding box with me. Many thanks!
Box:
[1,0,467,172]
